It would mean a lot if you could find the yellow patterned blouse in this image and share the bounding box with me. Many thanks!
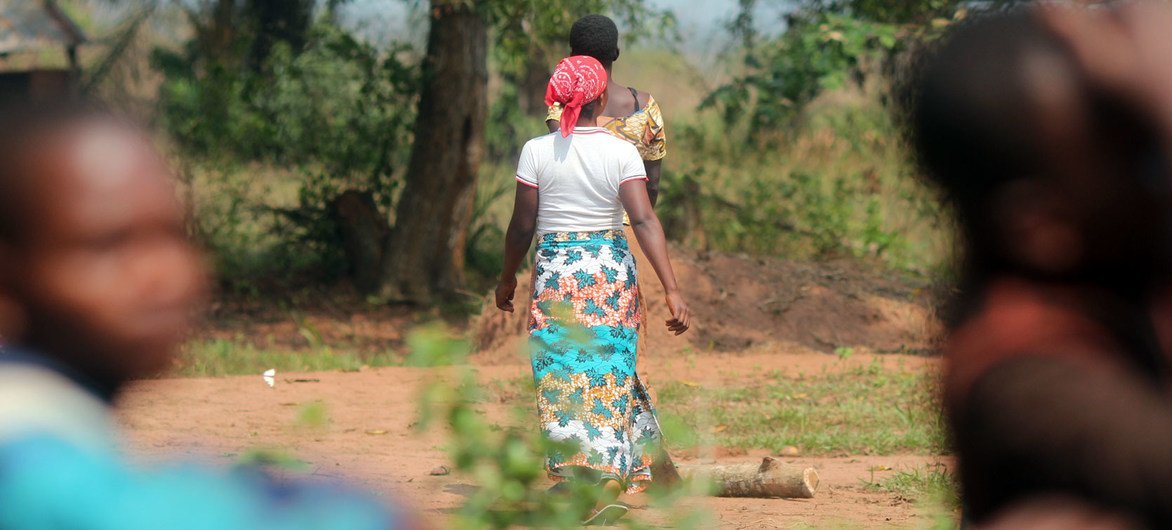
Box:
[546,93,667,161]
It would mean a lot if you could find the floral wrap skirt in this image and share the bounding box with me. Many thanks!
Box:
[528,229,662,494]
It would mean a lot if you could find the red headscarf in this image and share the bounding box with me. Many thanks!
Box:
[545,55,609,138]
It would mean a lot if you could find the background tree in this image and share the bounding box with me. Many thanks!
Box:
[377,0,488,304]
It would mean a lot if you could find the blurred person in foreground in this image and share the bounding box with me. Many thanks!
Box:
[908,3,1172,528]
[497,55,691,525]
[0,101,419,530]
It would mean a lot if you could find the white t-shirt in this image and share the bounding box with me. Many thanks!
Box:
[515,127,648,234]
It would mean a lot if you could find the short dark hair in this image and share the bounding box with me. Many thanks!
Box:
[570,14,619,66]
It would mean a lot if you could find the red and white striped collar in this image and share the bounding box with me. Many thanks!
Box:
[571,127,612,135]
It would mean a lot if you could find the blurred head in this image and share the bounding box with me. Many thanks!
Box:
[0,101,208,389]
[906,9,1172,296]
[570,14,620,68]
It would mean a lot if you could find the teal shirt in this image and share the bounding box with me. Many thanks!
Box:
[0,352,405,530]
[0,435,400,530]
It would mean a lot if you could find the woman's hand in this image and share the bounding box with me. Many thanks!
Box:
[496,276,518,313]
[665,291,691,336]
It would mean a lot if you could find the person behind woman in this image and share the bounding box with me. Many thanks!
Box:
[545,14,666,206]
[496,56,691,525]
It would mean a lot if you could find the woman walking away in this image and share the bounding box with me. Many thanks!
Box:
[497,55,691,526]
[547,13,683,486]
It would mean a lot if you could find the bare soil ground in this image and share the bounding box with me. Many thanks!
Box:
[118,352,949,529]
[121,249,950,528]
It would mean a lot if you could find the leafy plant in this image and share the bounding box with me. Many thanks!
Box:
[155,15,418,285]
[704,11,907,135]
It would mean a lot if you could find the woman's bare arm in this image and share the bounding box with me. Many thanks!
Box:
[620,181,690,335]
[644,159,662,208]
[496,184,539,312]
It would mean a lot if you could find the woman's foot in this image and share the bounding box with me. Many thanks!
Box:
[580,478,627,525]
[598,478,623,505]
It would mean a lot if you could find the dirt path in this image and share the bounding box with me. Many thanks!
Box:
[116,352,949,528]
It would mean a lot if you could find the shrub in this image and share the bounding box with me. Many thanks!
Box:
[155,19,418,287]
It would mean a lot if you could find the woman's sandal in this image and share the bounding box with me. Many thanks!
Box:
[581,503,629,526]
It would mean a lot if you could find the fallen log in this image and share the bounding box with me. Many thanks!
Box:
[680,457,818,499]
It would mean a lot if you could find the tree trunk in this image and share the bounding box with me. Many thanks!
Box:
[681,457,819,499]
[330,190,390,294]
[519,46,552,116]
[378,1,487,304]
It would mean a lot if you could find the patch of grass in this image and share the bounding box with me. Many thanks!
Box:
[465,361,944,457]
[176,339,401,377]
[657,360,947,455]
[865,465,961,528]
[865,465,957,504]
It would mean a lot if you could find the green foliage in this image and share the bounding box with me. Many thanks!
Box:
[704,11,906,134]
[863,464,961,527]
[802,0,961,24]
[405,323,473,367]
[864,464,958,506]
[244,0,316,71]
[706,0,1032,137]
[655,100,946,269]
[153,0,954,291]
[155,13,418,284]
[485,82,547,161]
[156,18,417,188]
